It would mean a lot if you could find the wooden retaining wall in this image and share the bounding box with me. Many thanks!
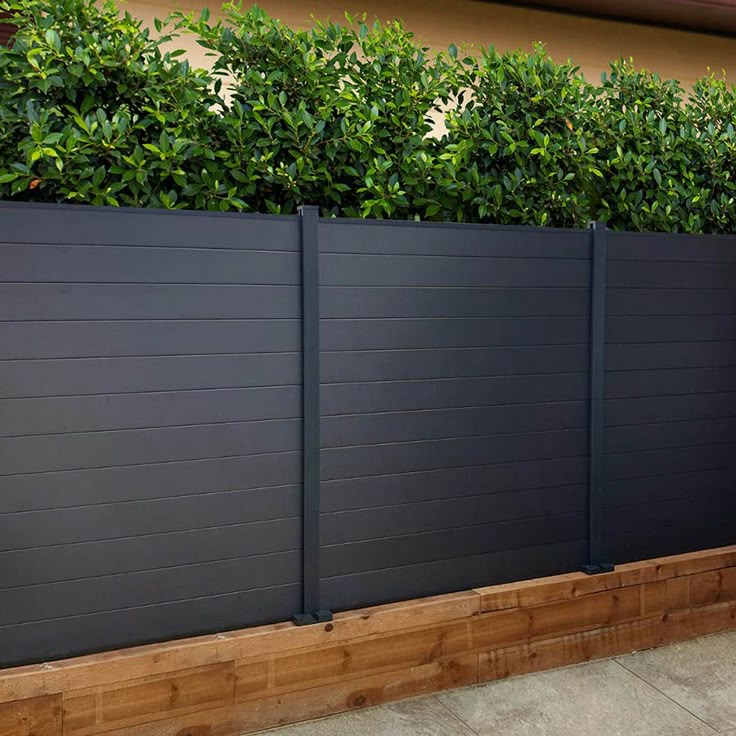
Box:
[2,545,736,736]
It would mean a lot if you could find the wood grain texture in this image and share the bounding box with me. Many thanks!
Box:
[96,656,479,736]
[479,600,736,683]
[0,695,62,736]
[471,586,642,650]
[0,545,735,736]
[63,664,235,736]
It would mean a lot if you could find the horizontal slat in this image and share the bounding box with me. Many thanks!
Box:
[608,518,736,565]
[321,317,588,351]
[321,403,586,447]
[322,346,588,383]
[0,284,299,321]
[321,540,586,612]
[606,496,736,541]
[320,253,590,287]
[321,484,586,544]
[606,392,736,425]
[321,286,588,318]
[0,386,300,436]
[0,583,300,668]
[0,551,300,627]
[0,353,301,399]
[0,485,301,551]
[0,452,301,513]
[321,456,588,512]
[0,243,299,284]
[0,421,300,476]
[319,219,590,257]
[0,320,300,359]
[605,466,736,508]
[606,417,735,453]
[608,259,735,288]
[321,430,587,480]
[606,367,736,398]
[0,516,300,587]
[606,342,736,371]
[607,231,736,262]
[606,442,736,481]
[0,203,300,249]
[322,513,585,576]
[322,374,587,415]
[606,315,736,343]
[608,287,736,316]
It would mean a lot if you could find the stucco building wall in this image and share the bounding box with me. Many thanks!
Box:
[124,0,736,85]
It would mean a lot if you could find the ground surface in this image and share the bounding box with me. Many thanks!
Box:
[261,630,736,735]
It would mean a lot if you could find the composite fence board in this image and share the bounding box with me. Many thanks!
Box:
[0,319,301,360]
[0,485,302,551]
[0,203,301,249]
[321,286,589,319]
[321,539,588,612]
[0,204,302,667]
[0,283,301,321]
[0,387,301,435]
[318,220,591,610]
[0,451,302,513]
[0,585,300,670]
[604,231,736,563]
[606,392,736,425]
[0,243,301,283]
[607,341,736,371]
[321,403,588,447]
[322,345,589,383]
[0,515,301,588]
[321,374,588,415]
[0,353,301,399]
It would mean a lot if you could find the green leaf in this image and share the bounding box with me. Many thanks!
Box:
[45,29,62,52]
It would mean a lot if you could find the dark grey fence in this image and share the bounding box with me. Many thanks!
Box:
[0,202,734,667]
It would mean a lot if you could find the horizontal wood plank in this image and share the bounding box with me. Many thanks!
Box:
[97,656,479,736]
[0,695,62,736]
[63,663,235,736]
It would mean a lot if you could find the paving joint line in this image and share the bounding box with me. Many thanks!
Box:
[613,657,720,733]
[432,692,482,736]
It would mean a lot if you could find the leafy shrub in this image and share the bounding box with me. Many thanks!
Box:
[587,61,702,232]
[184,4,454,216]
[2,0,736,232]
[436,45,598,227]
[0,0,223,208]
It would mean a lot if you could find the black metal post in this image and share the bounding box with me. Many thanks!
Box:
[581,221,614,576]
[293,205,332,625]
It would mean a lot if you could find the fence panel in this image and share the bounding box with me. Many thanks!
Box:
[0,204,303,667]
[318,220,591,611]
[604,231,736,562]
[1,203,735,668]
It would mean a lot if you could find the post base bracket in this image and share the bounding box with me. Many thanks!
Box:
[292,609,334,626]
[580,562,615,575]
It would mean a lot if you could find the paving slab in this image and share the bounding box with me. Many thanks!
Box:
[617,631,736,733]
[260,696,476,736]
[435,659,716,736]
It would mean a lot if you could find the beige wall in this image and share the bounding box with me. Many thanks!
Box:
[123,0,736,85]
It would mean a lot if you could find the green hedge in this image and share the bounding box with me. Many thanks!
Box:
[2,0,736,232]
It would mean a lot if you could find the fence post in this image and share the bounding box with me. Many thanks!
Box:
[293,205,332,625]
[581,221,614,575]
